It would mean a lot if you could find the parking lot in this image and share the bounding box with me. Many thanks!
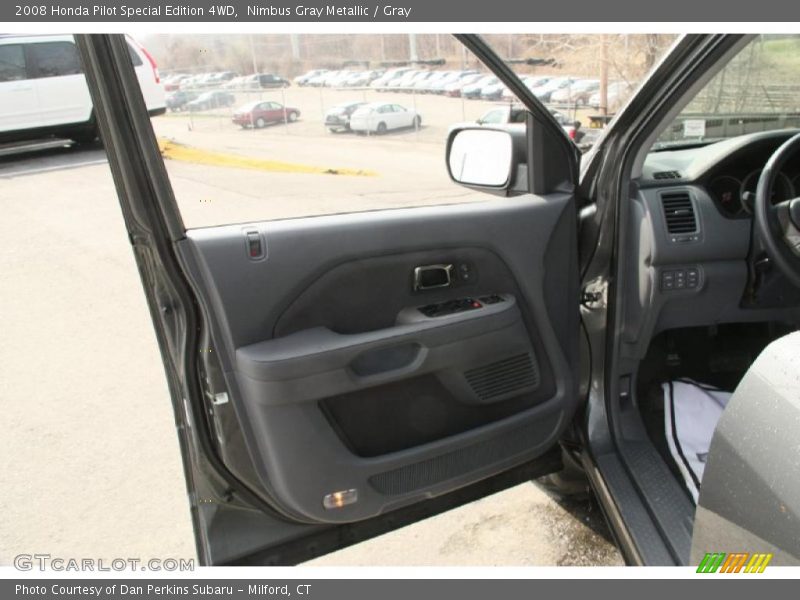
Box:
[148,85,595,228]
[0,82,622,566]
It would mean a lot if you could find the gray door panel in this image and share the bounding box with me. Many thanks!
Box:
[177,194,579,523]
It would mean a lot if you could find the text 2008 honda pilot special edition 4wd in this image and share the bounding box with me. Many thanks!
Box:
[74,33,799,566]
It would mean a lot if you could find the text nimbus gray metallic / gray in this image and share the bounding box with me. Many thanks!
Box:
[246,4,411,17]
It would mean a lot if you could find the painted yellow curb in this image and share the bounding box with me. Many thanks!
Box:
[157,138,377,177]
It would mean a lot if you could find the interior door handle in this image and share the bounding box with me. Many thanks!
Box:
[413,264,453,291]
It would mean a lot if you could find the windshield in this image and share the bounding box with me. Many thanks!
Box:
[653,35,800,150]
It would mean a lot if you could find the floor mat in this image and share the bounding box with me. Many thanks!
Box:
[663,380,731,503]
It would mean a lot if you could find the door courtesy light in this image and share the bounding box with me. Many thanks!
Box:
[323,489,358,509]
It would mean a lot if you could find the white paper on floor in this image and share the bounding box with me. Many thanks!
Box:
[663,379,732,503]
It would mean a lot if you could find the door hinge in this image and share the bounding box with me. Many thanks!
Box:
[581,280,607,308]
[205,390,229,406]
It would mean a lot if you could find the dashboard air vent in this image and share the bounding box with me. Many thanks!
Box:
[653,170,682,180]
[661,192,697,234]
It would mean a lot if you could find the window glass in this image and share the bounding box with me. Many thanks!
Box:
[653,34,800,150]
[28,42,82,78]
[144,34,675,228]
[0,44,26,82]
[126,42,143,66]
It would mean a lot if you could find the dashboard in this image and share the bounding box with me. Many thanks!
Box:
[642,129,800,219]
[705,152,800,218]
[620,129,800,360]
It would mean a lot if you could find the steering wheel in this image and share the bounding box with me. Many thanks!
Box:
[755,133,800,288]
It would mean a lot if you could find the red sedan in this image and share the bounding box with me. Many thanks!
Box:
[232,101,300,128]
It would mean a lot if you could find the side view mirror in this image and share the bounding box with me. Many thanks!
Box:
[447,128,514,188]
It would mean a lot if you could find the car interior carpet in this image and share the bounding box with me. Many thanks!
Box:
[663,379,731,503]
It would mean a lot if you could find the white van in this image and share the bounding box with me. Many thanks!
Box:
[0,34,165,144]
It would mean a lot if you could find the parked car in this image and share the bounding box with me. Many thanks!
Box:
[442,73,484,97]
[342,70,383,87]
[231,101,300,128]
[178,73,204,89]
[386,70,421,90]
[294,69,328,86]
[327,70,357,87]
[588,81,633,111]
[349,102,421,134]
[201,71,238,88]
[520,75,552,92]
[165,90,199,112]
[498,76,549,101]
[222,75,246,89]
[480,81,509,100]
[476,104,529,125]
[185,91,236,111]
[549,78,600,105]
[370,67,413,89]
[190,73,217,88]
[163,73,188,92]
[428,70,479,94]
[307,70,338,86]
[461,75,500,98]
[243,73,291,89]
[0,34,164,144]
[476,104,595,151]
[477,103,566,126]
[412,71,452,92]
[405,70,435,90]
[530,76,577,102]
[324,101,367,132]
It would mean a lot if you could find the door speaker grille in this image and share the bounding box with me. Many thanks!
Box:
[464,353,539,402]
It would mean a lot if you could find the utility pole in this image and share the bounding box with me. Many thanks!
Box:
[249,35,258,75]
[599,34,609,116]
[290,34,301,61]
[408,33,418,63]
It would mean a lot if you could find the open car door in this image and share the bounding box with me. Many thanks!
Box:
[76,34,583,565]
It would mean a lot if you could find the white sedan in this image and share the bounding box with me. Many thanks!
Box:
[348,102,421,134]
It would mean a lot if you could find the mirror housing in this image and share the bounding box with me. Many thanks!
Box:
[446,124,528,196]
